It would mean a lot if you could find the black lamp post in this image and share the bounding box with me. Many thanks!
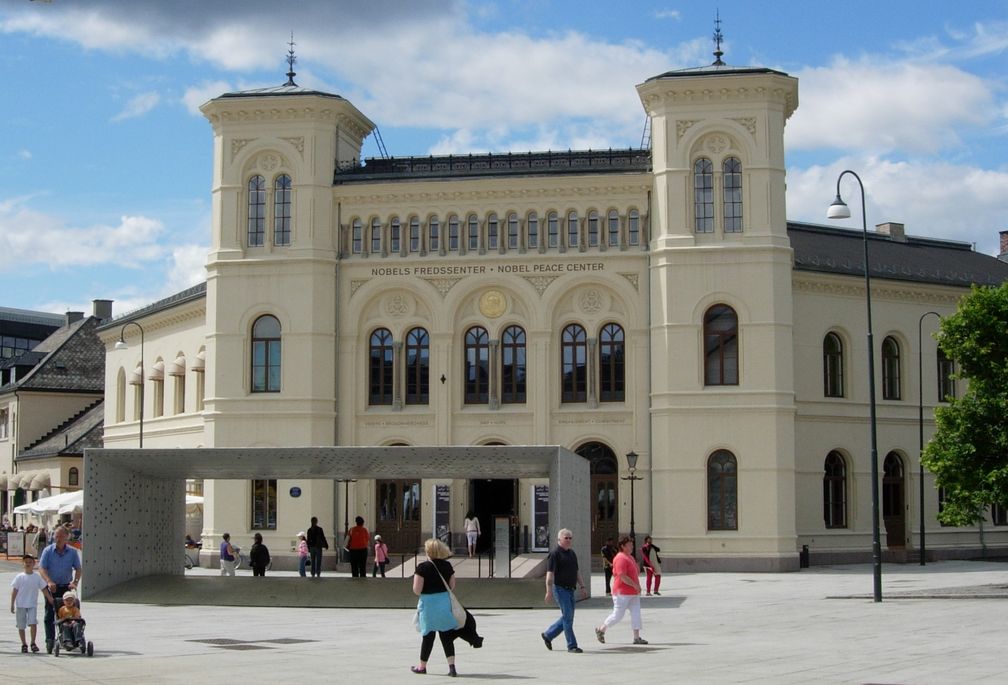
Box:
[918,311,941,566]
[336,478,357,561]
[622,451,643,553]
[827,170,882,602]
[114,321,145,448]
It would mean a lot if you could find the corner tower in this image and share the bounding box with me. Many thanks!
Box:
[637,49,800,570]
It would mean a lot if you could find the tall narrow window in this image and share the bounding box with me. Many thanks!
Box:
[251,478,277,530]
[68,467,79,487]
[409,217,421,253]
[467,214,480,251]
[607,210,620,247]
[882,336,901,400]
[823,451,847,528]
[448,215,460,251]
[547,211,559,248]
[273,174,292,245]
[247,175,266,246]
[251,315,281,393]
[428,216,440,252]
[823,332,844,398]
[992,503,1008,526]
[527,212,539,249]
[501,325,526,404]
[369,328,394,405]
[486,213,499,250]
[628,209,640,246]
[561,324,587,403]
[704,305,738,386]
[587,211,599,247]
[707,450,738,530]
[152,367,164,418]
[352,218,363,254]
[694,158,714,233]
[173,373,186,415]
[567,210,579,248]
[722,157,742,233]
[599,323,625,402]
[115,368,126,422]
[507,213,519,250]
[937,348,956,402]
[405,327,429,405]
[370,218,382,254]
[389,216,401,254]
[464,326,490,404]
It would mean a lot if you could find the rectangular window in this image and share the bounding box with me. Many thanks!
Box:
[251,479,277,530]
[409,218,421,252]
[252,340,281,392]
[173,375,185,415]
[195,370,205,411]
[153,379,164,418]
[428,218,440,252]
[0,408,8,439]
[527,214,539,249]
[628,210,640,246]
[370,219,382,254]
[352,220,362,254]
[390,218,401,253]
[938,353,956,402]
[487,215,498,250]
[992,503,1008,526]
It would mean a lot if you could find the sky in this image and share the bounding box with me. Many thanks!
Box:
[1,0,1006,317]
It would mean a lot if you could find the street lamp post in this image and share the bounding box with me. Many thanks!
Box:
[827,170,882,602]
[114,321,145,448]
[622,451,643,554]
[336,478,357,562]
[918,311,941,567]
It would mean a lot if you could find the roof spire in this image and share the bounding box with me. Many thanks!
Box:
[285,33,298,87]
[712,10,725,66]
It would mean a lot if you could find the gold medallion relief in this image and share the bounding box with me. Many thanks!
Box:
[479,290,507,318]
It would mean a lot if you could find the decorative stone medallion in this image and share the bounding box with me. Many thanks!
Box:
[479,289,507,318]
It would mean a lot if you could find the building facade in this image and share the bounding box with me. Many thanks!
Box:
[98,58,1008,570]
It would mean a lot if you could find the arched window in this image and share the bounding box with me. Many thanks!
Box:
[389,216,401,254]
[607,210,620,247]
[704,305,738,386]
[937,347,956,402]
[115,367,126,422]
[599,323,625,402]
[447,215,460,251]
[707,450,738,530]
[486,213,499,250]
[883,452,904,519]
[501,325,526,404]
[351,218,363,254]
[694,158,714,233]
[68,467,79,487]
[405,327,429,405]
[273,174,292,245]
[823,451,847,528]
[882,336,901,400]
[566,210,579,248]
[370,218,382,254]
[464,326,490,404]
[247,175,266,246]
[369,328,394,405]
[251,315,281,393]
[467,214,480,251]
[722,157,742,233]
[409,216,421,253]
[561,324,587,403]
[587,210,599,247]
[506,213,519,250]
[628,209,640,246]
[823,332,844,398]
[527,211,539,249]
[547,211,559,248]
[428,215,440,252]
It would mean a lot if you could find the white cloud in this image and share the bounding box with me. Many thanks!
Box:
[788,58,995,154]
[165,243,208,292]
[111,91,161,122]
[17,149,31,160]
[182,80,232,115]
[655,10,681,20]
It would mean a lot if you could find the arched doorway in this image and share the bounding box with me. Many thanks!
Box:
[470,442,516,554]
[576,442,619,556]
[882,452,906,549]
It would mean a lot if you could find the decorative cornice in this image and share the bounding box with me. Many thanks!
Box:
[205,107,372,140]
[641,85,797,119]
[792,275,962,305]
[334,183,651,207]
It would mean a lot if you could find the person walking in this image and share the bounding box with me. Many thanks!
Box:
[306,516,328,578]
[600,538,617,596]
[463,511,480,558]
[218,533,237,576]
[37,526,81,653]
[595,536,648,645]
[373,534,389,577]
[540,528,586,653]
[10,553,53,653]
[640,535,662,596]
[249,533,271,577]
[345,516,370,578]
[295,532,309,577]
[411,538,461,676]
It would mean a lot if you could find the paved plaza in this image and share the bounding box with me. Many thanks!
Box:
[1,558,1006,684]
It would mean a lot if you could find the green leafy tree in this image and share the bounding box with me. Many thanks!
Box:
[922,282,1008,525]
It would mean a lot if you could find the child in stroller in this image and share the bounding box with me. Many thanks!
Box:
[54,591,92,656]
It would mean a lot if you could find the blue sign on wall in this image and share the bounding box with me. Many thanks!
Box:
[289,486,302,498]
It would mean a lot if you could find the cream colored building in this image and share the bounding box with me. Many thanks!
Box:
[98,57,1008,570]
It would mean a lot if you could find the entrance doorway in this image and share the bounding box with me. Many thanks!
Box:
[577,442,619,556]
[882,452,906,549]
[470,479,516,554]
[375,479,422,554]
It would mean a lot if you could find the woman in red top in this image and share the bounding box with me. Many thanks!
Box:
[594,536,648,645]
[345,516,371,578]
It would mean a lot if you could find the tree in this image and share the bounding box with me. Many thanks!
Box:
[922,282,1008,526]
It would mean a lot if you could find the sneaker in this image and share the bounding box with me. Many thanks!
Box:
[540,632,552,651]
[46,639,53,654]
[633,637,649,645]
[21,644,28,653]
[568,646,583,653]
[448,665,458,677]
[645,592,652,596]
[595,627,605,644]
[30,643,39,653]
[654,591,661,596]
[410,666,427,674]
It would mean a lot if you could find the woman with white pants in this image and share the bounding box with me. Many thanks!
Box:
[595,536,648,645]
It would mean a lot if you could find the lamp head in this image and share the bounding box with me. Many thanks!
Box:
[114,339,128,351]
[827,195,851,220]
[626,450,639,471]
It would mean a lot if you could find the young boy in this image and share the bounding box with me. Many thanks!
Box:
[10,554,53,653]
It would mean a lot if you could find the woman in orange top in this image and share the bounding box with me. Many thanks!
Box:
[594,536,648,645]
[345,516,371,578]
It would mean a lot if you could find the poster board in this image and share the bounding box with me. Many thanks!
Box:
[532,484,550,551]
[433,484,450,544]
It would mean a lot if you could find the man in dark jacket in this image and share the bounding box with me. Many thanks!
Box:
[306,516,328,577]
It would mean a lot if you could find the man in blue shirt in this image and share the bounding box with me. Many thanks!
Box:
[38,526,82,653]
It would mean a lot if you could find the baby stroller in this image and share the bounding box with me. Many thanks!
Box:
[53,594,94,657]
